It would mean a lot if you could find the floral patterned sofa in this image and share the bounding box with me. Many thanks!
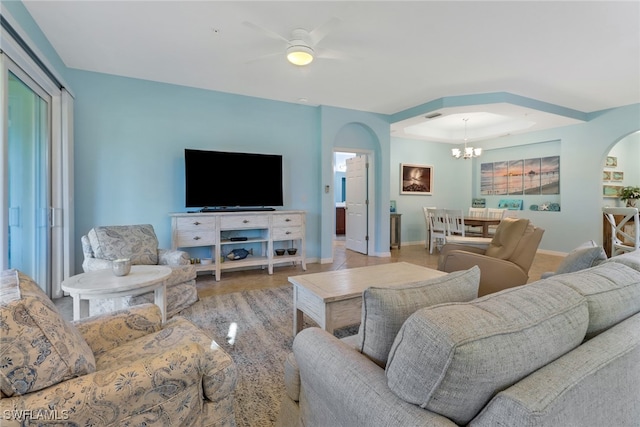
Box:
[0,269,237,426]
[81,224,198,317]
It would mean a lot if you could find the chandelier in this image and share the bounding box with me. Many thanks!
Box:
[451,118,482,159]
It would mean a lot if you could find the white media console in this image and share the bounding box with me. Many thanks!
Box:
[170,210,306,281]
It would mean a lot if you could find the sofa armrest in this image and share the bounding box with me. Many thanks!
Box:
[201,341,238,403]
[0,343,207,426]
[158,248,191,266]
[439,250,528,296]
[73,303,162,357]
[81,234,93,260]
[81,257,112,272]
[291,327,457,426]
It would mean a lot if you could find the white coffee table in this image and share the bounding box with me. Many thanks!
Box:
[61,265,172,322]
[289,262,447,336]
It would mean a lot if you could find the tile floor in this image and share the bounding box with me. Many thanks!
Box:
[54,239,563,320]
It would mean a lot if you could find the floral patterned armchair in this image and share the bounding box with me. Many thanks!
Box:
[0,269,237,426]
[81,224,198,317]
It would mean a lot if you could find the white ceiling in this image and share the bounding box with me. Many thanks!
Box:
[20,1,640,143]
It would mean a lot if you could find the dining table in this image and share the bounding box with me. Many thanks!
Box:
[464,217,502,238]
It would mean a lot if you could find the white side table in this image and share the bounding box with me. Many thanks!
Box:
[61,265,172,322]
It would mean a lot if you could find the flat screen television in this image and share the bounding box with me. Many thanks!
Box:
[184,149,283,211]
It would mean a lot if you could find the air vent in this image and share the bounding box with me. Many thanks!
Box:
[424,112,442,119]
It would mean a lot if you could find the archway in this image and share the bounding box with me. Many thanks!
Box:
[602,130,640,208]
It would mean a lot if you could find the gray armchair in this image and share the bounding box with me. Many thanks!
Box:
[81,224,198,317]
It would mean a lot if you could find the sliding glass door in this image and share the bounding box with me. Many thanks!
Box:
[4,64,51,294]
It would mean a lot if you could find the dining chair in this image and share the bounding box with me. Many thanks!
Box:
[602,207,640,256]
[445,209,466,238]
[422,206,437,249]
[427,208,448,254]
[467,207,487,235]
[486,208,508,235]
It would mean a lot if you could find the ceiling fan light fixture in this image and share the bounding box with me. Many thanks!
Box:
[287,45,314,66]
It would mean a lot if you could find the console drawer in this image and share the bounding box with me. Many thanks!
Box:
[272,226,303,241]
[175,216,217,231]
[273,214,303,227]
[220,215,269,230]
[175,230,216,247]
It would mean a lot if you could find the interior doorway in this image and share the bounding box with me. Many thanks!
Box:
[333,150,375,258]
[333,151,355,242]
[345,154,368,254]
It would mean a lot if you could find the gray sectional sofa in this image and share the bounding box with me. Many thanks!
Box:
[278,251,640,426]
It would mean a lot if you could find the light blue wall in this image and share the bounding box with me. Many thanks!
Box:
[389,137,472,245]
[67,69,324,270]
[479,104,639,252]
[393,104,640,253]
[319,106,391,259]
[6,0,640,270]
[334,172,345,203]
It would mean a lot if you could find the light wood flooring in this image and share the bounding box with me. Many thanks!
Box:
[54,240,563,319]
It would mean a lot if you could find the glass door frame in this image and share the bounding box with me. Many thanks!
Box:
[1,9,74,298]
[2,55,52,293]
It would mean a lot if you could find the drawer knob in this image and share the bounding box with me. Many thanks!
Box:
[193,236,201,240]
[193,221,201,225]
[285,218,291,222]
[243,220,249,223]
[285,231,291,235]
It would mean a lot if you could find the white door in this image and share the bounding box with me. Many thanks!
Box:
[345,155,368,254]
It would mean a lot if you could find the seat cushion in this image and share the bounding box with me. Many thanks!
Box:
[549,262,640,339]
[0,270,96,396]
[385,280,588,425]
[357,266,480,367]
[88,224,159,265]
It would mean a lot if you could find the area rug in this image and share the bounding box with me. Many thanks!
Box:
[177,285,358,427]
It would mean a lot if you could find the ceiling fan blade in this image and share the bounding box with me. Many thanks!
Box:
[316,47,356,61]
[244,51,283,64]
[308,17,341,45]
[242,21,289,43]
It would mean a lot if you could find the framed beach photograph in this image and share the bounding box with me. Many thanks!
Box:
[605,156,618,167]
[603,185,623,198]
[400,163,433,195]
[611,171,624,181]
[603,170,612,181]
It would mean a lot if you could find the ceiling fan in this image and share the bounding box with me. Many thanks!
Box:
[243,18,348,66]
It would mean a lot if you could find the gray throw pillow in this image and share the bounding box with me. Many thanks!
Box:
[357,266,480,367]
[385,281,588,425]
[554,240,607,275]
[88,224,159,265]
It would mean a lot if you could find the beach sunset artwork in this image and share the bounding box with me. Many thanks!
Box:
[481,156,560,195]
[539,156,560,195]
